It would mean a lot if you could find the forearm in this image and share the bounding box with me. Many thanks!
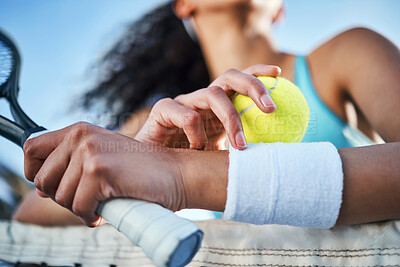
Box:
[336,142,400,225]
[13,190,82,226]
[176,142,400,225]
[173,148,229,211]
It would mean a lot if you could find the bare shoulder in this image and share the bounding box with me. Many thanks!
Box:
[308,28,400,141]
[325,27,395,48]
[306,27,399,119]
[310,27,398,85]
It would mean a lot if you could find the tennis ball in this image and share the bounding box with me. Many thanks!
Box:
[233,77,310,143]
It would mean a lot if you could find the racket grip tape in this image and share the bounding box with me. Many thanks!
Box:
[97,199,203,267]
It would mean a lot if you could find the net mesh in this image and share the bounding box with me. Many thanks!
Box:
[0,41,13,87]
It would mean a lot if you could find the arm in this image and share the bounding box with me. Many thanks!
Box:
[337,143,400,224]
[22,57,400,227]
[309,27,400,142]
[23,121,400,227]
[340,28,400,142]
[176,142,400,225]
[14,64,279,226]
[317,28,400,224]
[13,190,82,225]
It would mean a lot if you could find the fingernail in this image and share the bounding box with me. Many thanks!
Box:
[260,94,276,111]
[235,131,247,149]
[276,66,282,75]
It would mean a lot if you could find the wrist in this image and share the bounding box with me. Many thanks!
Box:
[171,148,229,211]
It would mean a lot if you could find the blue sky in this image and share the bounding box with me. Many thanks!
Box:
[0,0,399,175]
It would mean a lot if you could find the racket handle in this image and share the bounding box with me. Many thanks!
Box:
[97,199,203,267]
[23,129,203,267]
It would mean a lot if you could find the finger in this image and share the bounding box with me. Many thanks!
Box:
[33,141,72,198]
[25,158,44,183]
[23,122,91,181]
[36,188,48,198]
[23,124,77,159]
[209,68,277,113]
[198,111,223,137]
[71,172,105,227]
[206,134,229,151]
[242,64,281,77]
[175,86,247,150]
[54,154,83,210]
[143,98,208,149]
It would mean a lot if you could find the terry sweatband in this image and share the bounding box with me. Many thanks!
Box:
[224,142,344,229]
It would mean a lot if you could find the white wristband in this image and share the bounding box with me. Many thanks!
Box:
[224,142,343,229]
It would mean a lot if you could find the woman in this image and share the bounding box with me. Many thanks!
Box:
[14,0,400,227]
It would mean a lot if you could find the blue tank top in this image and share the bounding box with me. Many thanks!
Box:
[295,56,374,148]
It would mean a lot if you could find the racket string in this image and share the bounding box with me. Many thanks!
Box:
[0,41,13,86]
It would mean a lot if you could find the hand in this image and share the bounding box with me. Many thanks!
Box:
[135,64,281,150]
[23,122,185,227]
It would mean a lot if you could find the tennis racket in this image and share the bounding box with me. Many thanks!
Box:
[0,28,203,267]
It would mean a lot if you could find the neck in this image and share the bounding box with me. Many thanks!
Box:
[192,11,290,80]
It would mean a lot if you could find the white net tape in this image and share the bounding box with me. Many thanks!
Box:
[1,219,400,266]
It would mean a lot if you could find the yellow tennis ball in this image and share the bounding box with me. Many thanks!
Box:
[233,77,310,143]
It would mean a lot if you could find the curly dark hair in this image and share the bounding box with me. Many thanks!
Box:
[81,2,210,128]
